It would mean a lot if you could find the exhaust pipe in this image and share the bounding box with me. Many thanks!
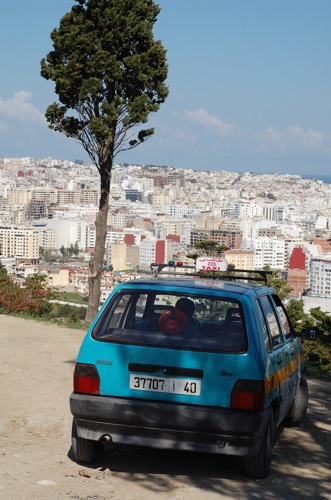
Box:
[100,434,112,444]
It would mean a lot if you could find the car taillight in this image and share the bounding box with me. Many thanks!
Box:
[230,379,265,411]
[73,363,100,395]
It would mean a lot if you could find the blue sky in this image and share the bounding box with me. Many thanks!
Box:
[0,0,330,175]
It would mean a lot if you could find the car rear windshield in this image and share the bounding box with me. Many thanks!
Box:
[92,290,247,353]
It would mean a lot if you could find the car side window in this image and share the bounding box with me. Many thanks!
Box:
[256,299,271,351]
[259,295,284,348]
[271,294,294,341]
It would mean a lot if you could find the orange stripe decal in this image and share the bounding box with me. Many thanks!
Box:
[264,353,302,395]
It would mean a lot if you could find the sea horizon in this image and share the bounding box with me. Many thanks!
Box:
[302,174,331,184]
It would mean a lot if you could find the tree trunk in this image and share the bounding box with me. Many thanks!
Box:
[85,159,112,324]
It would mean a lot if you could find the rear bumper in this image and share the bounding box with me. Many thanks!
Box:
[70,394,270,457]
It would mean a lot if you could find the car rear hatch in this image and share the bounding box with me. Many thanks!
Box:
[76,284,264,411]
[78,341,262,410]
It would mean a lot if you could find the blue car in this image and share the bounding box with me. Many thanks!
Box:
[70,260,316,478]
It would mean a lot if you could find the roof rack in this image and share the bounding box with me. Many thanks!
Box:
[150,263,272,285]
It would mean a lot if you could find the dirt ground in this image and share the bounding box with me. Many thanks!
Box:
[0,314,330,500]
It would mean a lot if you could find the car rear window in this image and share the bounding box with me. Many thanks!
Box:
[92,291,247,353]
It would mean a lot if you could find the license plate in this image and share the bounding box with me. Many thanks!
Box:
[129,374,201,396]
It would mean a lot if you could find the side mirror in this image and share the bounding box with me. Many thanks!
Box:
[298,328,317,340]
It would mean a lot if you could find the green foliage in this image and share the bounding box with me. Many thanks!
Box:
[39,247,58,263]
[40,0,169,166]
[52,291,88,304]
[59,243,80,258]
[50,303,87,323]
[286,299,331,379]
[187,240,229,261]
[0,270,54,317]
[0,263,87,327]
[267,276,292,301]
[302,341,331,379]
[0,262,9,282]
[286,299,314,330]
[262,266,292,301]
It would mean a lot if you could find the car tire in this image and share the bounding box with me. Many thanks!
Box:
[286,375,309,426]
[244,414,274,479]
[71,419,104,463]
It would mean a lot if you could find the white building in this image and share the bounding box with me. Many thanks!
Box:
[250,237,286,270]
[240,219,275,241]
[154,218,192,245]
[310,256,331,296]
[138,238,180,271]
[86,225,124,251]
[46,219,88,250]
[234,200,263,218]
[0,178,16,198]
[111,210,129,228]
[32,224,56,251]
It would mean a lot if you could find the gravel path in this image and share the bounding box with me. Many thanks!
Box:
[0,314,330,499]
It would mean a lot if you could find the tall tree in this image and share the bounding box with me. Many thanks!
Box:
[263,267,292,301]
[187,240,229,261]
[41,0,168,322]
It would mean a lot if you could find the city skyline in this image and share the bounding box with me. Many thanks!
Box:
[1,0,331,176]
[1,157,331,307]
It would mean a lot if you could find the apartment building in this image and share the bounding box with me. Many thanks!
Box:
[33,225,56,251]
[253,237,286,270]
[86,225,124,252]
[0,178,16,198]
[154,219,189,242]
[138,238,179,271]
[234,200,263,218]
[31,188,57,204]
[105,241,127,271]
[26,200,48,220]
[111,210,129,228]
[262,203,276,220]
[46,219,88,249]
[224,249,255,269]
[190,229,242,250]
[310,257,331,296]
[80,189,99,205]
[8,189,32,204]
[0,204,26,225]
[313,238,331,253]
[56,189,81,205]
[287,247,308,297]
[0,225,39,260]
[44,267,70,288]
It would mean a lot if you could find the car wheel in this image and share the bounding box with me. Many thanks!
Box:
[71,419,104,463]
[286,375,309,426]
[244,414,274,479]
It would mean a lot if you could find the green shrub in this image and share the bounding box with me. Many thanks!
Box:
[287,299,331,379]
[0,266,54,317]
